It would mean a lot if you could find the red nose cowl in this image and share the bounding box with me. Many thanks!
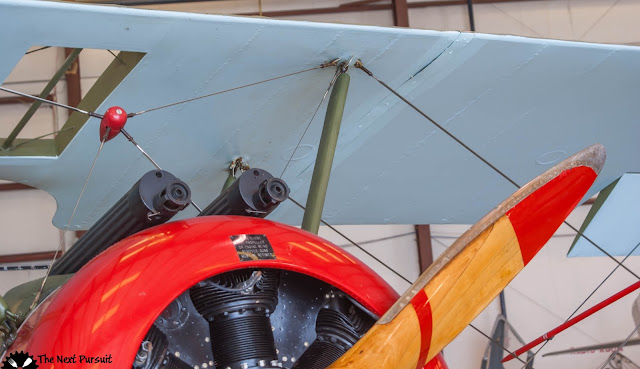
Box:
[99,106,128,141]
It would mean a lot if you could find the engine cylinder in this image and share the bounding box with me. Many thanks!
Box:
[292,298,373,369]
[134,324,192,369]
[190,270,280,369]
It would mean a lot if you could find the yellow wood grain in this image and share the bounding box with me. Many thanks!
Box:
[329,215,524,369]
[426,215,523,359]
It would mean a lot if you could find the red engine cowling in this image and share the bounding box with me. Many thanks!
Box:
[7,216,447,368]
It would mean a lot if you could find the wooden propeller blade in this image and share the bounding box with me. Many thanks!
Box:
[329,144,605,369]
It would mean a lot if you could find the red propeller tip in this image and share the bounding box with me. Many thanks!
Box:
[99,106,128,142]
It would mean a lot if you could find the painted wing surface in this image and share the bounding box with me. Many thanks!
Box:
[0,0,637,231]
[328,144,604,369]
[569,173,640,256]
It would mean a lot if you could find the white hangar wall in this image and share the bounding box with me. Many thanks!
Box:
[1,1,639,368]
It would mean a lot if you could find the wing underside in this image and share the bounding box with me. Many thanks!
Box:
[0,0,638,229]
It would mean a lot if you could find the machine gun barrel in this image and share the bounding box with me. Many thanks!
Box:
[199,168,289,218]
[50,169,191,275]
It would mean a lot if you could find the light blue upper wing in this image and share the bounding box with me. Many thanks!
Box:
[0,0,638,230]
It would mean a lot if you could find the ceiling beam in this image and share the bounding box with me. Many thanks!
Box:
[238,0,543,17]
[0,251,59,264]
[340,0,387,7]
[415,224,433,273]
[64,48,82,109]
[392,0,409,27]
[240,3,388,17]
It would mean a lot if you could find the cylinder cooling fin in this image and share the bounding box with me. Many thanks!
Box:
[291,297,373,369]
[190,270,281,369]
[133,324,194,369]
[134,270,377,369]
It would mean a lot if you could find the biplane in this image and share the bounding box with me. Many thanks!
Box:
[0,1,639,368]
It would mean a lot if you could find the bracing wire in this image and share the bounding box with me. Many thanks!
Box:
[0,86,101,118]
[520,241,640,368]
[4,53,632,369]
[128,60,339,117]
[0,59,338,123]
[468,324,530,367]
[11,126,76,150]
[599,321,640,369]
[278,61,527,364]
[354,60,640,282]
[287,196,412,284]
[280,66,342,178]
[119,128,202,213]
[0,60,340,221]
[25,46,51,55]
[354,59,640,367]
[106,49,126,65]
[288,195,530,366]
[29,128,110,311]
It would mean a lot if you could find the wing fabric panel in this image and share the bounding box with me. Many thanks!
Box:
[0,1,636,229]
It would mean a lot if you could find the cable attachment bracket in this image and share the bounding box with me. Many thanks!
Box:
[320,58,341,69]
[354,59,373,76]
[229,157,250,178]
[338,56,355,74]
